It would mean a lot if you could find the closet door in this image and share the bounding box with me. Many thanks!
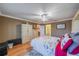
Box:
[21,24,29,44]
[28,25,33,40]
[21,24,33,44]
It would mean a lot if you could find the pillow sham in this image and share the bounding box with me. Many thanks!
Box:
[68,42,79,54]
[70,32,79,44]
[71,46,79,55]
[68,32,79,55]
[61,33,73,50]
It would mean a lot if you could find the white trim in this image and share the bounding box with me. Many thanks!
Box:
[0,13,73,24]
[73,10,79,20]
[41,18,73,24]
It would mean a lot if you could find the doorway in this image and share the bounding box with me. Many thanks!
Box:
[45,24,51,36]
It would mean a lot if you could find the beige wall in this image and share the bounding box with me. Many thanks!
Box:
[75,14,79,20]
[0,15,72,43]
[0,16,25,43]
[0,21,3,43]
[51,20,72,37]
[72,20,79,32]
[72,13,79,32]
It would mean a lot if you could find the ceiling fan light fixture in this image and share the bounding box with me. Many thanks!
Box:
[41,13,48,21]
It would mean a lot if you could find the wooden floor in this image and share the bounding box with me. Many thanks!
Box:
[7,42,32,56]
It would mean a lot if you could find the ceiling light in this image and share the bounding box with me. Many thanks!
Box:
[41,13,48,21]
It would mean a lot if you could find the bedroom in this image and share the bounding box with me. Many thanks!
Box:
[0,3,79,56]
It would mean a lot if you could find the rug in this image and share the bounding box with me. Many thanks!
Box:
[24,49,43,56]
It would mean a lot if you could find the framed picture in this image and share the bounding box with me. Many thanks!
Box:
[57,24,65,29]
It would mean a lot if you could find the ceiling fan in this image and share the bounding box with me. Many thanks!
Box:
[27,12,48,21]
[41,13,48,21]
[27,13,49,21]
[19,11,51,21]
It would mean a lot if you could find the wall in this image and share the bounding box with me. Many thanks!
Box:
[0,15,72,43]
[72,20,79,32]
[72,14,79,32]
[0,16,25,43]
[51,20,72,37]
[75,14,79,20]
[0,20,3,43]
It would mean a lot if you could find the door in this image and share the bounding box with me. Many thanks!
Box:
[45,24,51,36]
[39,25,45,36]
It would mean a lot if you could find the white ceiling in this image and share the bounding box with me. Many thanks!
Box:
[0,3,79,24]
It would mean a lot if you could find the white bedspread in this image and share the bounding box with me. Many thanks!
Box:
[31,36,59,56]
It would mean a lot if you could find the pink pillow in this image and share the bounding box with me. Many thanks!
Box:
[61,33,73,50]
[71,46,79,55]
[55,41,67,56]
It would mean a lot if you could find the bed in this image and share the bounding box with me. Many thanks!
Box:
[31,36,59,56]
[31,33,79,56]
